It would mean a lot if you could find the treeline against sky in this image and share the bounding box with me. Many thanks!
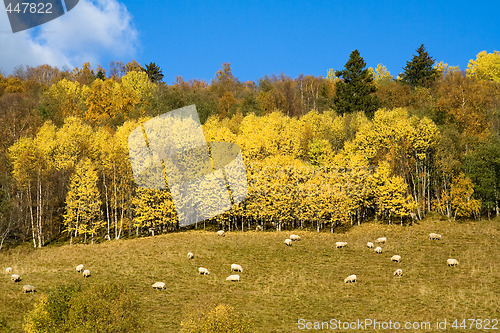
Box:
[0,47,499,248]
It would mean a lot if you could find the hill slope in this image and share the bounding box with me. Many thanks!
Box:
[1,219,499,332]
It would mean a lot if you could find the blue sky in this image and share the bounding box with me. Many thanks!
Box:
[1,0,500,84]
[125,0,500,83]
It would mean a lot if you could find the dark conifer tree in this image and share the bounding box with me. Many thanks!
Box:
[400,44,437,88]
[334,50,379,118]
[144,62,164,83]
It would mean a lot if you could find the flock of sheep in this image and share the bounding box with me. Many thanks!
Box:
[5,267,35,294]
[4,230,460,295]
[76,264,92,278]
[4,262,92,295]
[284,234,301,246]
[282,231,458,283]
[152,229,242,290]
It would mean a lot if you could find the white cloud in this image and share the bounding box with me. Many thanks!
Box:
[0,0,138,74]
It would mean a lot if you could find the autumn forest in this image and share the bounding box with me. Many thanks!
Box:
[0,45,499,249]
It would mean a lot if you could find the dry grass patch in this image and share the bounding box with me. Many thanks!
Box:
[0,219,499,332]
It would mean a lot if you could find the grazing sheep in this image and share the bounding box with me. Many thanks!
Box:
[374,247,383,254]
[23,285,36,293]
[447,259,459,267]
[217,230,225,237]
[231,264,243,273]
[429,233,441,240]
[5,267,12,274]
[375,237,387,243]
[198,267,210,275]
[226,274,240,282]
[335,241,348,248]
[255,225,263,231]
[290,234,301,241]
[152,282,166,290]
[391,255,401,262]
[344,274,357,283]
[82,269,91,278]
[394,269,403,276]
[284,239,292,246]
[366,242,374,248]
[187,252,194,259]
[76,264,84,273]
[11,274,21,282]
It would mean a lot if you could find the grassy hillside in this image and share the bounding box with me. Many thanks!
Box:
[1,218,499,332]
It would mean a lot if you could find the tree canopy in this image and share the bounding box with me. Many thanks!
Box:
[0,54,499,248]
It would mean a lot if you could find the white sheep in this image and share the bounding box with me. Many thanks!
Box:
[5,267,12,274]
[335,241,348,248]
[255,225,263,231]
[11,274,21,282]
[394,269,403,276]
[76,264,84,273]
[187,252,194,259]
[217,230,225,237]
[23,285,36,293]
[344,274,357,283]
[375,237,387,243]
[429,233,441,240]
[198,267,210,275]
[152,282,166,290]
[226,274,240,282]
[447,259,459,267]
[284,239,292,246]
[374,247,383,254]
[290,234,301,241]
[366,242,374,248]
[231,264,243,272]
[82,269,91,278]
[391,255,401,262]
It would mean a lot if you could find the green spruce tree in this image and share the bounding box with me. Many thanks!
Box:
[144,62,164,83]
[400,44,437,88]
[333,50,379,118]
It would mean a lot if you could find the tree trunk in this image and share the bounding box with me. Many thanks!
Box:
[0,221,11,251]
[28,186,36,249]
[103,174,111,240]
[113,162,119,240]
[116,193,126,240]
[427,170,431,213]
[37,174,43,248]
